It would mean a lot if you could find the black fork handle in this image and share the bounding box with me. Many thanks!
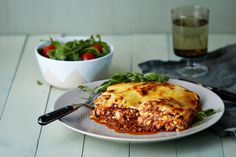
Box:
[38,105,80,126]
[212,87,236,103]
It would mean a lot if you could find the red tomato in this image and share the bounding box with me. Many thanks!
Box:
[92,44,103,54]
[81,52,95,60]
[42,45,56,57]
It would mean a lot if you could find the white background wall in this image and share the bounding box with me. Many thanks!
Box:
[0,0,236,35]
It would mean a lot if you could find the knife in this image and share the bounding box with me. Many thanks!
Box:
[179,78,236,102]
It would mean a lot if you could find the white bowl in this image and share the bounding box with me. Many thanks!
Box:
[35,36,114,89]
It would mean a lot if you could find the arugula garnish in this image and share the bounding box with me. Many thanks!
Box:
[197,109,216,121]
[46,35,110,61]
[36,80,43,86]
[79,72,169,94]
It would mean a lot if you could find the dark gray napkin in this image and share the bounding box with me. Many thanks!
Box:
[138,44,236,136]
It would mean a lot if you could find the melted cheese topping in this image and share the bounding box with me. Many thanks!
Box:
[94,82,200,111]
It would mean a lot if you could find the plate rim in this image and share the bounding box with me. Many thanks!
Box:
[54,79,225,143]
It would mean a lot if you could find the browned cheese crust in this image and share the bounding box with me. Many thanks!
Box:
[90,82,201,134]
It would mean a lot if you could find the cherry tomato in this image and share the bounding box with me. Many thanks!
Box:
[81,52,95,60]
[42,45,56,57]
[92,44,103,54]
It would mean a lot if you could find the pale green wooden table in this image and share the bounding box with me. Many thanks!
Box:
[0,34,236,157]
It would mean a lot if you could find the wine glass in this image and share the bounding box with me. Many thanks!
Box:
[171,5,209,78]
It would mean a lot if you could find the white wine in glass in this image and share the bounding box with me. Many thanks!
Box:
[172,6,209,78]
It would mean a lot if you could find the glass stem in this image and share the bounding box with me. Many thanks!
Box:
[186,59,196,68]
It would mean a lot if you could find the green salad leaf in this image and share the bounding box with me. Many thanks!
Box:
[78,72,218,123]
[197,109,216,121]
[45,35,110,61]
[36,80,43,86]
[79,72,169,94]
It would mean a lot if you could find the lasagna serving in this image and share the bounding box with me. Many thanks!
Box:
[90,82,201,134]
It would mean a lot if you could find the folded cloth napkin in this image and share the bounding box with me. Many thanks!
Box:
[211,102,236,136]
[138,44,236,136]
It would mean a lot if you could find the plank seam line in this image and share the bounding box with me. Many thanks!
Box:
[80,135,86,157]
[220,137,225,157]
[0,35,28,120]
[128,142,131,157]
[175,140,178,157]
[34,33,68,157]
[34,86,52,157]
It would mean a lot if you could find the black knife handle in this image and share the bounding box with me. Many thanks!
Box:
[38,105,79,126]
[212,88,236,102]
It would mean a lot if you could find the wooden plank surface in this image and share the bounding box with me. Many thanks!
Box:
[0,35,26,117]
[83,136,129,157]
[208,34,236,157]
[167,33,236,157]
[130,34,176,157]
[176,130,223,157]
[130,141,176,157]
[35,88,85,157]
[82,35,131,157]
[222,137,236,157]
[167,34,222,157]
[0,35,55,157]
[0,34,236,157]
[60,34,131,157]
[26,35,86,157]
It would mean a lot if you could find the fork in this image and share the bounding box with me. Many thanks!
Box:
[38,93,99,126]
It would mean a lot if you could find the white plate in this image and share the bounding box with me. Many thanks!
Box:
[54,79,224,143]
